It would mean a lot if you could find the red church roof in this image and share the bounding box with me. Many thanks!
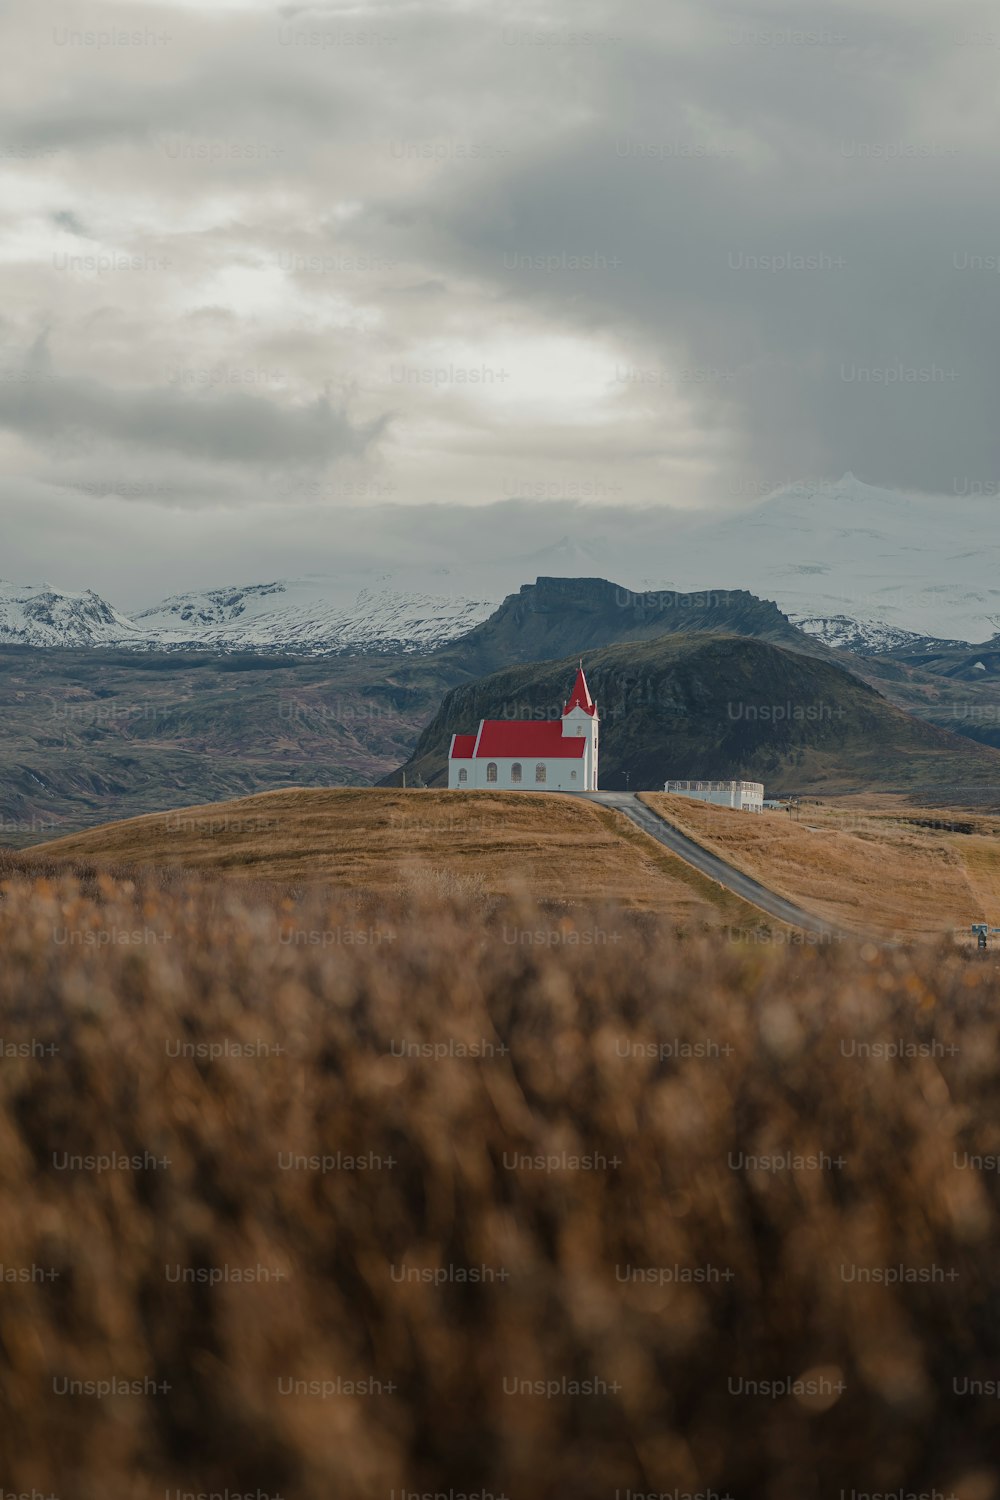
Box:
[563,666,596,716]
[449,721,586,759]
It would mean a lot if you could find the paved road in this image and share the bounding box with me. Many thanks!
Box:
[583,791,848,939]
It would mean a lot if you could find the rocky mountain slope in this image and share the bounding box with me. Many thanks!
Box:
[440,577,832,675]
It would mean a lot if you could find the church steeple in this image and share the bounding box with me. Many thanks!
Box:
[563,664,596,717]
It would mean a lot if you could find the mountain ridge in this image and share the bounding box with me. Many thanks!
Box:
[7,472,1000,654]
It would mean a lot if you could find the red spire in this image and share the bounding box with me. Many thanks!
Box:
[563,664,596,716]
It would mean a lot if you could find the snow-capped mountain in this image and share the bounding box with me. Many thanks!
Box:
[662,473,1000,652]
[784,615,931,655]
[134,575,499,652]
[0,581,146,648]
[5,474,1000,655]
[0,543,631,654]
[0,575,503,654]
[502,536,611,576]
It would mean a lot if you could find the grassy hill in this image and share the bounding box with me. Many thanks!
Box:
[24,786,772,927]
[23,783,1000,939]
[390,633,1000,804]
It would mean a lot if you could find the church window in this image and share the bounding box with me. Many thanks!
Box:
[511,762,522,783]
[570,770,577,780]
[486,762,498,783]
[458,768,468,783]
[535,762,546,783]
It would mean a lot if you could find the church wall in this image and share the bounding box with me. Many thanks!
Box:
[448,757,588,792]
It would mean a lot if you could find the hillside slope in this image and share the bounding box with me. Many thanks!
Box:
[642,793,1000,939]
[24,787,771,926]
[389,633,1000,803]
[0,645,446,845]
[23,784,1000,939]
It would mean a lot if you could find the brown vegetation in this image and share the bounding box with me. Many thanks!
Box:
[27,787,770,927]
[1,865,999,1496]
[32,785,1000,941]
[643,793,1000,940]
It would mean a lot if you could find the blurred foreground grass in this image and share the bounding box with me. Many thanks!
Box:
[0,857,998,1499]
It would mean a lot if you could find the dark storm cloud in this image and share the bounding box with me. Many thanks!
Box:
[346,0,1000,493]
[3,0,998,594]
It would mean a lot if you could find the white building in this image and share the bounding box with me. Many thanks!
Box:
[448,666,599,792]
[664,779,764,812]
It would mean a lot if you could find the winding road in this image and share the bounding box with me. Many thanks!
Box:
[584,791,847,939]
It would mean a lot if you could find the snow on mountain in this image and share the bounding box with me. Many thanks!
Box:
[128,544,640,654]
[661,472,1000,650]
[133,574,500,652]
[0,553,611,655]
[0,575,502,654]
[784,614,926,655]
[133,581,289,632]
[5,474,1000,655]
[0,581,145,648]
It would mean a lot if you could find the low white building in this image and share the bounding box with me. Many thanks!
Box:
[664,779,764,813]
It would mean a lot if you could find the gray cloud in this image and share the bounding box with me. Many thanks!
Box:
[353,0,1000,493]
[51,209,88,235]
[0,335,388,465]
[1,0,997,599]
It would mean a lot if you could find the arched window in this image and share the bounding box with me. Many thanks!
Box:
[570,770,577,781]
[535,762,546,783]
[486,762,498,783]
[511,762,522,784]
[458,768,468,784]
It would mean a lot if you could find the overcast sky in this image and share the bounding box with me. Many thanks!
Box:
[2,0,998,606]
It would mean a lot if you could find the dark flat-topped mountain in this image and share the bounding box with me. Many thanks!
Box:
[388,632,1000,801]
[438,576,832,676]
[450,580,1000,758]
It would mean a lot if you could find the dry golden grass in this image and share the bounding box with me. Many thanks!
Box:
[27,787,771,930]
[642,793,1000,940]
[956,837,1000,922]
[28,786,1000,940]
[2,867,1000,1496]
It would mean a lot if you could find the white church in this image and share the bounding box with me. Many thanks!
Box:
[448,666,599,792]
